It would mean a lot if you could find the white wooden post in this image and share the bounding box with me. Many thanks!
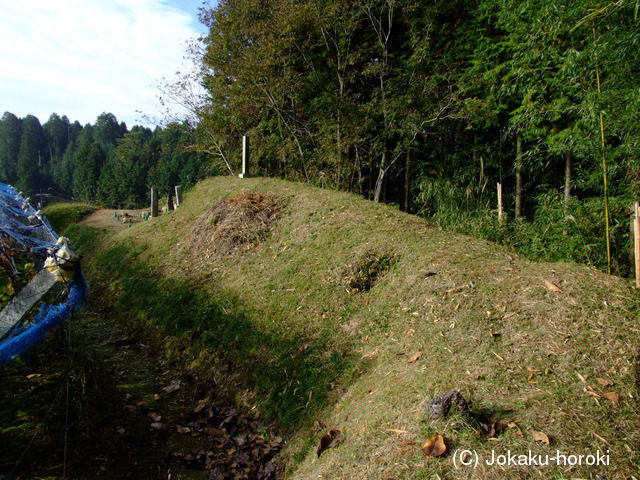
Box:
[175,185,182,207]
[239,135,250,178]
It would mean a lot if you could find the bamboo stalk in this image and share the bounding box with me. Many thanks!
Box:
[593,26,611,275]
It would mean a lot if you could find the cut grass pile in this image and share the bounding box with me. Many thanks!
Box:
[56,176,639,479]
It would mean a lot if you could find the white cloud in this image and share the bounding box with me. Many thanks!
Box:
[0,0,204,127]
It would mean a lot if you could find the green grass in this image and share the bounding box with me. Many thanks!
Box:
[51,177,640,479]
[42,202,97,233]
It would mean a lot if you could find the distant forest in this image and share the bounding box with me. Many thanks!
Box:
[0,111,212,208]
[2,0,639,274]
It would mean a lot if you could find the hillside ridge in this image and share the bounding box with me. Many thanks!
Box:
[68,176,639,479]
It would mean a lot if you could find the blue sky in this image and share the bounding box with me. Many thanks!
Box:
[0,0,215,128]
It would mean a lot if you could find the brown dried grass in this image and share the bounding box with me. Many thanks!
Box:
[187,192,283,256]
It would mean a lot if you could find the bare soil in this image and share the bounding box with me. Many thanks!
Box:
[80,209,147,231]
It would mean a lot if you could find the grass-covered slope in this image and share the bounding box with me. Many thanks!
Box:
[64,177,639,479]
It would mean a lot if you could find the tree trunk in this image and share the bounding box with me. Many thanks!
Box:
[373,150,387,203]
[515,132,524,218]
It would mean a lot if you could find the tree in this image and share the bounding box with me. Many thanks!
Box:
[0,112,23,185]
[16,115,45,196]
[72,140,105,203]
[98,131,153,208]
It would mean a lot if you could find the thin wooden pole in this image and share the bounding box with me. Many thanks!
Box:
[634,202,640,288]
[239,135,250,178]
[151,187,158,218]
[497,182,504,226]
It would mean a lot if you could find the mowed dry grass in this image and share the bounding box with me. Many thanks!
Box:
[89,176,640,479]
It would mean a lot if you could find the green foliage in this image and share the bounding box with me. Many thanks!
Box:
[1,111,210,209]
[42,202,96,234]
[417,181,633,275]
[191,0,640,273]
[0,112,22,185]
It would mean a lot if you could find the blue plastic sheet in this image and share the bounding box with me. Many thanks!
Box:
[0,183,88,367]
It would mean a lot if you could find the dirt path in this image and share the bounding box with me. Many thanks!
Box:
[80,209,148,231]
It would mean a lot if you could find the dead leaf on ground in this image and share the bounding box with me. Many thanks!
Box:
[317,429,344,457]
[25,373,42,379]
[531,430,550,445]
[544,280,563,293]
[602,392,619,405]
[194,400,208,413]
[163,379,181,393]
[421,434,447,457]
[150,422,167,430]
[407,351,423,363]
[495,418,518,435]
[596,377,614,387]
[147,412,162,422]
[576,372,587,383]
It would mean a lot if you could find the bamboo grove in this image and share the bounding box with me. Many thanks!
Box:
[188,0,639,275]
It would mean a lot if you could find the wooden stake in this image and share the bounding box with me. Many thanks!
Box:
[239,135,250,178]
[635,202,640,288]
[497,182,504,226]
[151,187,158,218]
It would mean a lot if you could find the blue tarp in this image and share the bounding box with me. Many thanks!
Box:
[0,183,88,367]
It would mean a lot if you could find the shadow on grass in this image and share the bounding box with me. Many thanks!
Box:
[69,224,361,430]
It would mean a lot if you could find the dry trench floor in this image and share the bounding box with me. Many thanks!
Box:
[0,298,282,480]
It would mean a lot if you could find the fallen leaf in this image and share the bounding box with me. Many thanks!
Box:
[602,392,619,405]
[123,404,138,413]
[421,434,447,457]
[147,412,162,422]
[150,422,167,430]
[176,425,191,434]
[163,380,181,394]
[194,400,208,414]
[407,351,423,363]
[596,377,614,387]
[576,372,587,383]
[495,418,516,435]
[544,280,563,293]
[25,373,42,379]
[317,429,344,457]
[491,351,505,361]
[531,430,550,445]
[386,429,408,434]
